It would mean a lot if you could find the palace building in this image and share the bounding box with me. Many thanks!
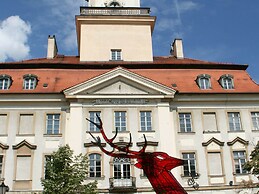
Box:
[0,0,258,193]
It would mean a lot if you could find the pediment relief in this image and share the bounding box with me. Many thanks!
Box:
[64,67,176,98]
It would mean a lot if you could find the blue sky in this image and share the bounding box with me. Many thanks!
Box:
[0,0,259,83]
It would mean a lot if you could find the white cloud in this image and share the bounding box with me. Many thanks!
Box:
[0,16,31,62]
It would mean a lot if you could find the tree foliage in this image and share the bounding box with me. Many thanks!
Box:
[41,145,98,194]
[244,142,259,180]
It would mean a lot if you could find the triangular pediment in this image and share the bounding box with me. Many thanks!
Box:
[64,67,176,98]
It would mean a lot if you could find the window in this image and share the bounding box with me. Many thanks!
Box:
[251,112,259,130]
[111,50,122,61]
[0,155,3,178]
[44,155,52,179]
[89,111,101,132]
[197,74,211,89]
[113,157,131,187]
[233,151,247,174]
[19,114,34,135]
[182,153,197,177]
[23,74,38,90]
[89,154,101,178]
[140,111,152,131]
[46,114,60,135]
[114,111,126,132]
[228,112,242,131]
[203,113,217,132]
[0,75,12,90]
[179,113,192,132]
[220,75,234,89]
[0,114,7,135]
[16,156,31,180]
[207,152,223,176]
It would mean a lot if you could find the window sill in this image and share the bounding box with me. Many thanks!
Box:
[233,173,249,176]
[109,60,123,62]
[16,134,35,136]
[138,130,155,133]
[203,131,220,134]
[88,131,101,133]
[112,131,129,133]
[228,130,245,133]
[252,130,259,132]
[178,132,195,134]
[87,176,105,180]
[43,134,62,137]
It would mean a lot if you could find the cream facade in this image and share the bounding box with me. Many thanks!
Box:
[0,0,259,194]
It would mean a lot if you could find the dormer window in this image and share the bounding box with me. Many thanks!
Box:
[0,75,12,90]
[219,74,234,89]
[23,74,38,90]
[111,49,122,61]
[196,74,211,89]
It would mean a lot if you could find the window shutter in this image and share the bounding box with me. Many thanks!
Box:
[203,113,217,132]
[16,156,31,180]
[19,114,34,134]
[208,153,222,176]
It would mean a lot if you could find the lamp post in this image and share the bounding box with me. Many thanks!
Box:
[0,182,9,194]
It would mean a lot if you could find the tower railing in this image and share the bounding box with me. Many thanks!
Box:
[80,7,150,16]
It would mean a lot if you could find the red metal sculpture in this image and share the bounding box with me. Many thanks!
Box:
[87,115,187,194]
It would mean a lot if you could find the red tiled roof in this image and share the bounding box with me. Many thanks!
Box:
[0,56,257,94]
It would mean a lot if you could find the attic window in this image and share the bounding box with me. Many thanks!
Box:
[196,74,211,90]
[219,74,234,89]
[111,49,122,61]
[23,74,38,90]
[108,1,121,7]
[0,74,12,90]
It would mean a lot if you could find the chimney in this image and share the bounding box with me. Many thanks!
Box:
[170,39,184,59]
[47,35,58,59]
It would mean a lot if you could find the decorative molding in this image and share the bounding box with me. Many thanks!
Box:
[202,137,224,147]
[64,67,176,97]
[12,140,37,150]
[227,137,249,146]
[0,143,9,150]
[136,141,158,147]
[84,142,106,148]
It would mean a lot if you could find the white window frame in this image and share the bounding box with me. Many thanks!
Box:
[197,74,211,89]
[228,112,242,131]
[140,111,152,131]
[251,112,259,130]
[182,153,197,177]
[89,111,101,132]
[111,49,122,61]
[46,114,60,135]
[0,75,11,90]
[114,111,127,132]
[23,75,38,90]
[233,151,247,174]
[89,153,101,178]
[179,113,192,132]
[220,75,234,89]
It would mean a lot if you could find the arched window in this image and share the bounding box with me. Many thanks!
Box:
[0,75,12,90]
[219,74,234,89]
[23,74,38,90]
[196,74,211,89]
[89,153,101,177]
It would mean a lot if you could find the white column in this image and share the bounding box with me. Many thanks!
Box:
[66,103,84,155]
[157,102,176,156]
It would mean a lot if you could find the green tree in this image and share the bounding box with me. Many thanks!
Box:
[41,145,98,194]
[244,142,259,180]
